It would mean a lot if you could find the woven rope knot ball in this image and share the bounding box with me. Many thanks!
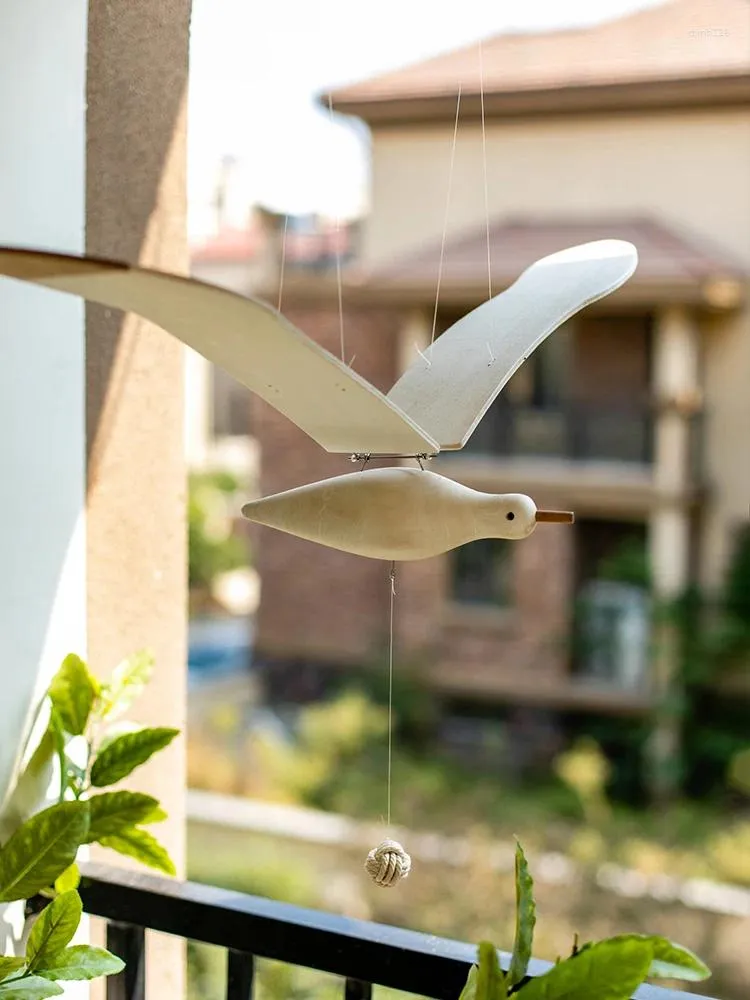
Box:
[364,839,411,887]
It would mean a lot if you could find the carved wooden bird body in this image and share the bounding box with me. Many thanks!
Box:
[242,468,547,560]
[0,239,637,558]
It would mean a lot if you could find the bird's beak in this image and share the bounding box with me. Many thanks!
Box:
[535,510,575,524]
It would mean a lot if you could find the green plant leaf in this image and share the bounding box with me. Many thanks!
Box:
[35,945,124,981]
[0,802,89,902]
[0,977,63,998]
[458,964,478,1000]
[598,935,710,982]
[25,891,81,972]
[48,654,98,737]
[90,728,178,788]
[97,651,154,721]
[53,863,80,894]
[0,958,26,982]
[99,827,176,875]
[508,841,536,988]
[649,938,711,981]
[0,725,57,843]
[86,791,167,843]
[515,937,653,1000]
[474,942,506,1000]
[50,717,66,806]
[96,721,143,756]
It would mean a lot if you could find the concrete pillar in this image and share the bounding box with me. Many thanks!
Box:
[652,306,701,502]
[0,0,88,810]
[650,304,700,595]
[84,2,190,997]
[648,305,701,800]
[0,3,189,992]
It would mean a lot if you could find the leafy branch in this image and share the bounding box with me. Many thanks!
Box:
[0,651,180,997]
[458,842,710,1000]
[46,652,178,875]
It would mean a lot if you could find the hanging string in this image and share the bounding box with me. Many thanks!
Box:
[277,213,289,312]
[364,561,411,887]
[479,40,492,301]
[327,93,346,363]
[387,560,395,826]
[430,86,462,347]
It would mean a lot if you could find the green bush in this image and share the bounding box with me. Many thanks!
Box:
[188,471,249,591]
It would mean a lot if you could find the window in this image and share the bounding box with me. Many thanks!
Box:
[451,539,513,607]
[505,320,571,409]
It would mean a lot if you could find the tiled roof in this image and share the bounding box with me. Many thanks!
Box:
[330,0,750,109]
[191,227,263,263]
[191,221,354,266]
[366,216,748,291]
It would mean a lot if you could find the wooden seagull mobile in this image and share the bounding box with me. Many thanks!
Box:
[0,239,637,560]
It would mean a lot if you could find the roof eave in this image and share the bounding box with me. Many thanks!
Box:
[258,272,746,313]
[328,74,750,126]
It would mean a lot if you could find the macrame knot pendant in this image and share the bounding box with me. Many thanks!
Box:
[364,839,411,887]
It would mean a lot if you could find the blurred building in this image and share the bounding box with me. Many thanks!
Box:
[186,202,358,477]
[197,0,750,720]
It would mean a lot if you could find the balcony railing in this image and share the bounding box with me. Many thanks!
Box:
[75,862,717,1000]
[464,401,654,464]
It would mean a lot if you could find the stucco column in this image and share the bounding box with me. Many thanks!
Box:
[85,2,190,997]
[648,305,701,799]
[0,0,88,814]
[650,304,700,595]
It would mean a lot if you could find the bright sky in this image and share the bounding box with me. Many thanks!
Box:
[187,0,665,238]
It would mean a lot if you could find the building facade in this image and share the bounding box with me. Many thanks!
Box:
[205,0,750,718]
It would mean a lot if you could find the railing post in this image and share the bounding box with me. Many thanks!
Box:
[106,923,146,1000]
[226,950,255,1000]
[344,979,373,1000]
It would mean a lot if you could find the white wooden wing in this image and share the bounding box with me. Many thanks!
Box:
[0,248,438,456]
[387,239,638,450]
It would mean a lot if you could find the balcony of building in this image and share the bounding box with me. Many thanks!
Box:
[432,309,705,518]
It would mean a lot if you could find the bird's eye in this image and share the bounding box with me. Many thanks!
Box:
[506,511,515,521]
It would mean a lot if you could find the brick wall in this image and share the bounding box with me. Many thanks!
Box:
[573,315,651,405]
[433,505,575,700]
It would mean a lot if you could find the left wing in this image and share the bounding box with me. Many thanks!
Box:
[387,240,638,450]
[0,248,438,456]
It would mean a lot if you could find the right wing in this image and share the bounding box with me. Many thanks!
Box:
[0,248,438,456]
[388,239,638,450]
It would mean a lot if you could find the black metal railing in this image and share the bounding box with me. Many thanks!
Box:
[464,401,654,464]
[77,862,716,1000]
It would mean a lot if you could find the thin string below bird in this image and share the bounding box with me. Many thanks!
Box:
[386,560,395,826]
[364,561,412,888]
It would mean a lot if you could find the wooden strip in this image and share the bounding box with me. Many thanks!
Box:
[535,510,575,524]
